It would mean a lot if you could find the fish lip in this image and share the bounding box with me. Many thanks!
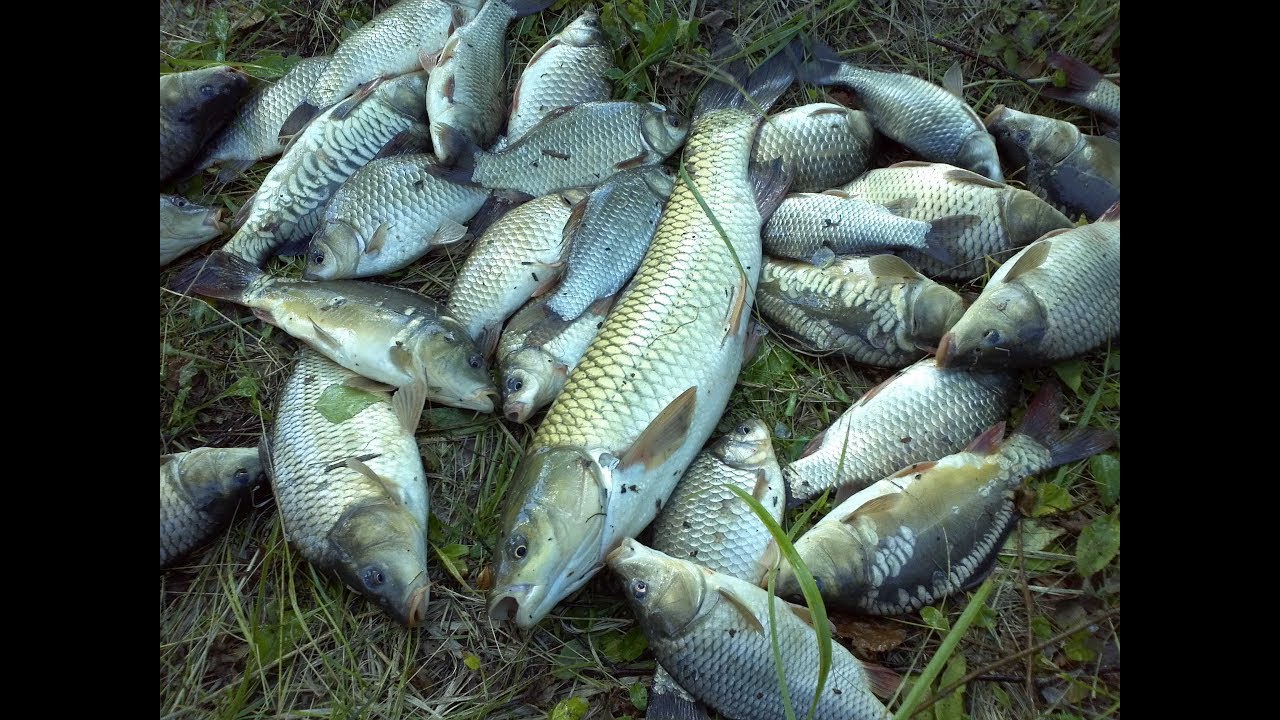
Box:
[487,583,542,628]
[983,104,1010,129]
[503,400,530,423]
[402,582,431,628]
[207,208,228,234]
[604,537,639,566]
[463,389,498,414]
[934,332,956,368]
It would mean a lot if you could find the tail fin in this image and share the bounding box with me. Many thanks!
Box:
[648,665,710,720]
[434,123,480,175]
[920,214,977,264]
[793,35,847,86]
[695,38,800,117]
[278,102,319,143]
[1017,381,1116,466]
[169,250,263,302]
[1044,52,1104,94]
[504,0,555,17]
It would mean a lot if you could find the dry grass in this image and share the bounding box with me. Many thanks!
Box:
[161,1,1120,718]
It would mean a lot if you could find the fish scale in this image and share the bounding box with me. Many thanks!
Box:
[502,9,612,146]
[426,0,516,162]
[752,103,876,192]
[222,72,430,267]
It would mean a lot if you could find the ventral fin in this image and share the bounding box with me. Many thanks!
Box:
[963,421,1007,453]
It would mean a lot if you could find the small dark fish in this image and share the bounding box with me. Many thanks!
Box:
[160,66,249,184]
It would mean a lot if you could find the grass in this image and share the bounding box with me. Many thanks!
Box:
[161,1,1120,718]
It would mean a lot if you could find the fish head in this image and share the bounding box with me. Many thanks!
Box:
[160,195,227,243]
[711,418,776,470]
[985,105,1078,167]
[501,350,566,423]
[560,8,604,47]
[955,130,1004,184]
[1002,189,1073,246]
[328,499,431,628]
[415,320,498,412]
[775,526,846,601]
[380,71,430,119]
[172,447,264,514]
[489,446,608,628]
[606,538,707,641]
[161,66,249,127]
[640,104,690,159]
[304,222,361,280]
[936,284,1046,370]
[910,283,967,347]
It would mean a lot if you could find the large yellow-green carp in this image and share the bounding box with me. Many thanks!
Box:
[487,50,797,628]
[160,447,264,567]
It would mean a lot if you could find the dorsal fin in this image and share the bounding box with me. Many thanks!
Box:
[1002,241,1052,283]
[942,62,965,98]
[619,387,697,471]
[717,586,765,634]
[886,160,936,169]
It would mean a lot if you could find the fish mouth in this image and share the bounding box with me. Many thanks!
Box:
[462,388,498,414]
[488,583,544,628]
[207,208,228,235]
[605,537,640,566]
[934,332,956,368]
[503,400,530,423]
[402,582,431,628]
[983,104,1010,129]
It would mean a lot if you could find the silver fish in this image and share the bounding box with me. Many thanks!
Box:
[160,66,250,184]
[277,0,484,140]
[777,382,1115,614]
[545,166,674,321]
[305,154,489,280]
[1041,52,1120,126]
[497,293,613,423]
[756,254,966,367]
[194,56,332,184]
[752,102,877,193]
[502,8,613,147]
[462,101,688,197]
[607,539,892,720]
[160,194,226,267]
[762,190,971,267]
[937,203,1120,370]
[265,348,431,627]
[838,161,1072,280]
[797,38,1003,182]
[784,356,1017,505]
[160,447,263,567]
[222,72,431,267]
[985,105,1120,221]
[445,191,580,353]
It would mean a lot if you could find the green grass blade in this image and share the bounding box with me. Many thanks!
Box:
[893,576,996,719]
[727,484,830,720]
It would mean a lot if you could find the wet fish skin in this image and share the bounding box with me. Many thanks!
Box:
[266,349,431,627]
[784,356,1017,504]
[194,56,332,184]
[797,38,1003,182]
[173,252,497,425]
[468,101,688,196]
[985,105,1119,221]
[160,447,264,567]
[497,293,612,423]
[608,539,891,720]
[278,0,484,139]
[445,191,580,352]
[160,66,250,184]
[502,8,613,146]
[160,194,226,267]
[937,204,1120,371]
[426,0,518,164]
[757,254,966,368]
[545,166,674,321]
[1041,52,1120,125]
[306,154,489,280]
[752,102,877,193]
[839,161,1072,280]
[777,383,1115,614]
[222,72,432,267]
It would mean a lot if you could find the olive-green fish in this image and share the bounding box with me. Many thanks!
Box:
[194,56,332,184]
[160,65,249,184]
[838,161,1072,280]
[937,203,1120,371]
[1041,52,1120,126]
[160,447,264,567]
[763,190,969,267]
[486,50,798,629]
[785,356,1017,505]
[776,382,1115,614]
[501,8,613,147]
[451,101,688,196]
[305,154,489,280]
[752,102,877,193]
[173,252,497,431]
[277,0,484,140]
[265,348,431,627]
[222,72,431,267]
[797,37,1003,182]
[608,539,892,720]
[757,254,965,367]
[985,105,1119,221]
[160,194,226,267]
[445,190,580,353]
[497,293,613,423]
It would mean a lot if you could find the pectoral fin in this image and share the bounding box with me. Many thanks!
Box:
[391,378,428,433]
[619,387,697,471]
[717,586,765,635]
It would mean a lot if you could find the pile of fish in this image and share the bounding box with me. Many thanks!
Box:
[161,3,1120,718]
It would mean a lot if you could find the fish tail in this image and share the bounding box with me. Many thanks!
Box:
[1040,51,1107,106]
[647,665,709,720]
[920,214,977,265]
[695,37,800,116]
[434,124,479,176]
[170,250,263,301]
[504,0,555,18]
[793,34,847,86]
[1017,381,1117,466]
[279,102,319,143]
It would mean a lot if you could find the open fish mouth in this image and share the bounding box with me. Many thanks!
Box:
[206,208,229,235]
[404,583,431,628]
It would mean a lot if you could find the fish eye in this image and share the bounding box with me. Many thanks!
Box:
[736,424,750,436]
[173,198,187,208]
[507,377,523,392]
[310,250,325,266]
[444,332,457,344]
[233,467,251,484]
[667,116,684,128]
[981,329,1001,345]
[509,534,528,561]
[630,579,648,600]
[468,353,483,369]
[200,84,216,97]
[361,567,386,589]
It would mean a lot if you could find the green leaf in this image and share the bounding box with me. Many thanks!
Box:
[315,384,381,424]
[463,653,481,671]
[1063,630,1097,663]
[1053,359,1086,395]
[210,8,231,61]
[432,542,473,592]
[548,696,588,720]
[1032,483,1073,516]
[1076,512,1120,576]
[1030,615,1054,640]
[921,606,950,632]
[600,626,649,662]
[1090,454,1120,507]
[933,654,968,720]
[629,682,648,711]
